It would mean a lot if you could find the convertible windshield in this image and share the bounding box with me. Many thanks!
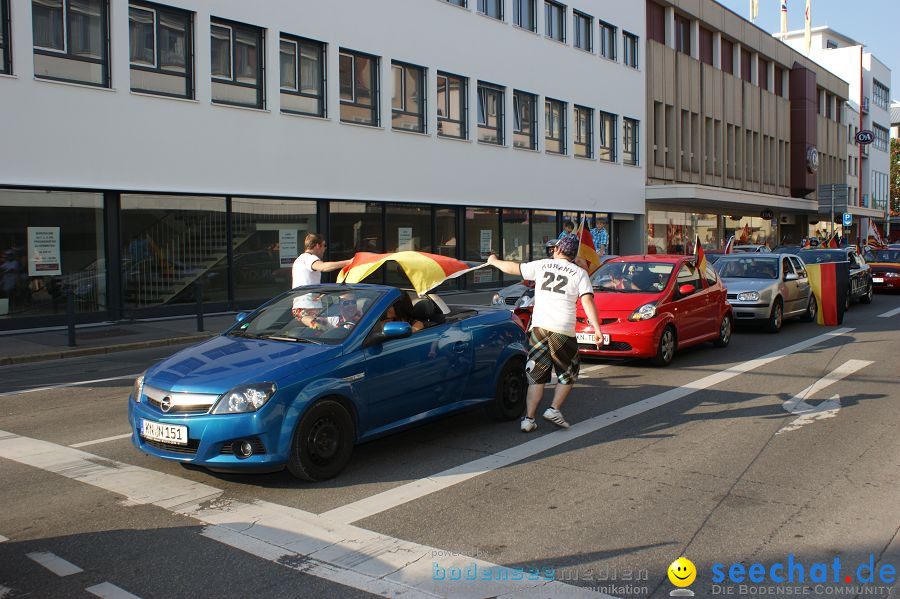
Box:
[230,288,385,344]
[591,262,674,293]
[714,257,779,279]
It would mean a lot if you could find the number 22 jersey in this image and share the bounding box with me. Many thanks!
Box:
[519,259,593,337]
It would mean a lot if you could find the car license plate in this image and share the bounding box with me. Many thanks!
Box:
[141,419,188,446]
[576,332,610,345]
[873,277,884,283]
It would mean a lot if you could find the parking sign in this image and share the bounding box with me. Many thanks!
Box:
[842,212,852,227]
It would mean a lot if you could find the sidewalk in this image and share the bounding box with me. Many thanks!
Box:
[0,290,500,365]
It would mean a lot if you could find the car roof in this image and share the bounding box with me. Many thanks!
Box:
[607,255,688,263]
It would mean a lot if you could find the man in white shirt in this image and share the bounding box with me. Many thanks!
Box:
[488,235,604,432]
[292,233,352,288]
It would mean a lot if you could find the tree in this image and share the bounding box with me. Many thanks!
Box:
[892,138,900,216]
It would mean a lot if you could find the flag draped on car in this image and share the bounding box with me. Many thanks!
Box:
[574,218,601,275]
[694,235,708,273]
[337,251,489,295]
[806,262,849,326]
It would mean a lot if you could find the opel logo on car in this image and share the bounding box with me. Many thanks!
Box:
[160,396,173,413]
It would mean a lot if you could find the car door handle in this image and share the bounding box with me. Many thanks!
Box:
[453,341,469,353]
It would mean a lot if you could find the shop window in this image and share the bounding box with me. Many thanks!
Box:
[232,198,317,304]
[385,203,433,286]
[328,201,383,265]
[33,0,110,87]
[121,195,227,311]
[502,208,529,277]
[280,34,326,117]
[465,207,499,286]
[530,210,557,259]
[210,18,265,109]
[0,190,105,322]
[129,2,193,99]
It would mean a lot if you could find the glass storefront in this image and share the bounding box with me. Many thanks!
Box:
[329,201,383,261]
[435,207,458,258]
[724,216,774,249]
[384,203,432,286]
[465,206,499,286]
[0,190,105,320]
[121,195,228,311]
[531,210,557,259]
[232,198,317,302]
[647,210,688,254]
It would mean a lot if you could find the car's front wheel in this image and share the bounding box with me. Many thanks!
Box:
[287,399,355,481]
[859,281,873,304]
[766,298,783,333]
[802,294,818,323]
[713,313,732,348]
[651,326,676,367]
[487,358,526,421]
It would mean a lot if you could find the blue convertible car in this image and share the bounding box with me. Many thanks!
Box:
[128,284,527,480]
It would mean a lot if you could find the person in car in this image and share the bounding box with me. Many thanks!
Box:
[602,267,640,291]
[378,300,425,333]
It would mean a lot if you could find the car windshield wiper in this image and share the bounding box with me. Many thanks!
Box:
[263,335,322,344]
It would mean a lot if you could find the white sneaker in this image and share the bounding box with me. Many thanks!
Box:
[520,417,537,432]
[543,407,570,428]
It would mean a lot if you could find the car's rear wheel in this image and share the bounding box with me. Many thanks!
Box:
[802,294,818,323]
[487,358,526,421]
[844,291,851,312]
[766,298,783,333]
[859,281,873,304]
[651,326,676,367]
[287,399,355,481]
[713,314,732,347]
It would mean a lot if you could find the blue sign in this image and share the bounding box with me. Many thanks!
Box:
[843,212,852,227]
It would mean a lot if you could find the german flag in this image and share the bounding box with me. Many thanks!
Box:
[337,251,489,295]
[825,231,839,248]
[694,235,707,273]
[805,261,849,325]
[575,218,601,275]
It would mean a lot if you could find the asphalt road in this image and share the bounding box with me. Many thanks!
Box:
[1,294,898,599]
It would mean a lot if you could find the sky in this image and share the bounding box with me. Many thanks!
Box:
[715,0,899,98]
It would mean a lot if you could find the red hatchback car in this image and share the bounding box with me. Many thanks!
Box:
[572,255,733,366]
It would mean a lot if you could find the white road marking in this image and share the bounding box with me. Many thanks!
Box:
[776,359,874,435]
[0,431,612,599]
[322,327,856,524]
[877,306,900,318]
[70,433,133,448]
[26,551,83,577]
[86,582,142,599]
[0,535,7,542]
[0,375,139,398]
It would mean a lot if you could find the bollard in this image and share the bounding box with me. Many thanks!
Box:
[195,280,204,332]
[66,288,76,347]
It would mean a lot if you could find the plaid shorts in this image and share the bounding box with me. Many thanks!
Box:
[526,327,580,385]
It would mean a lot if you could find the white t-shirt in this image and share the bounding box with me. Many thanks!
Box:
[292,252,321,288]
[519,259,593,336]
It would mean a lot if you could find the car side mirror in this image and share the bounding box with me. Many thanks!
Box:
[784,273,799,281]
[677,284,695,297]
[235,312,248,322]
[367,321,412,347]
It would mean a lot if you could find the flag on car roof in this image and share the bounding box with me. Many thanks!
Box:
[866,220,887,248]
[694,235,708,274]
[723,235,735,254]
[825,231,839,248]
[574,217,601,275]
[337,251,489,296]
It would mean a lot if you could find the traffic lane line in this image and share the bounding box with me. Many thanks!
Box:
[25,551,83,577]
[0,375,139,398]
[0,431,613,599]
[877,306,900,318]
[86,582,143,599]
[319,327,855,525]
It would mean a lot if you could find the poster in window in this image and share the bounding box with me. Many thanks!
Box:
[479,229,493,257]
[398,227,413,251]
[27,227,62,276]
[279,229,298,267]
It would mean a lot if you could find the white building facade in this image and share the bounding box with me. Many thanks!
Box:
[0,0,646,328]
[780,26,891,238]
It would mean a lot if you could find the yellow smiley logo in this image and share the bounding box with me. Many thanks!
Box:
[668,557,696,587]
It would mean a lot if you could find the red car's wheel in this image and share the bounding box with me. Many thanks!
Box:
[651,326,676,367]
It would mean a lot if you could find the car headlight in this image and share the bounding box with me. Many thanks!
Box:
[211,383,277,414]
[491,293,502,305]
[132,372,145,403]
[885,272,900,278]
[628,303,657,322]
[737,291,760,302]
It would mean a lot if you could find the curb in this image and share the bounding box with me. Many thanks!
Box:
[0,333,215,366]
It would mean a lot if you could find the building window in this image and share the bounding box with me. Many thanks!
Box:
[513,89,537,150]
[573,11,591,52]
[598,20,616,60]
[339,49,379,126]
[721,37,734,74]
[740,48,751,82]
[598,111,617,162]
[574,105,593,158]
[623,117,638,165]
[674,14,690,55]
[280,34,325,117]
[477,0,502,20]
[444,0,466,6]
[32,0,110,87]
[646,0,665,44]
[513,0,535,31]
[210,19,264,109]
[873,124,889,152]
[774,65,784,96]
[699,26,713,65]
[128,3,193,99]
[545,98,566,154]
[623,32,638,68]
[437,71,467,139]
[1,0,10,74]
[825,39,837,49]
[544,1,565,42]
[477,82,504,145]
[392,61,425,132]
[873,79,889,110]
[759,58,769,91]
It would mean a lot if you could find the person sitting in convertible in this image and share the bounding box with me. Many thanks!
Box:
[378,296,425,333]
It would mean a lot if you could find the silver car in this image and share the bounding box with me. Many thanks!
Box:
[714,254,817,333]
